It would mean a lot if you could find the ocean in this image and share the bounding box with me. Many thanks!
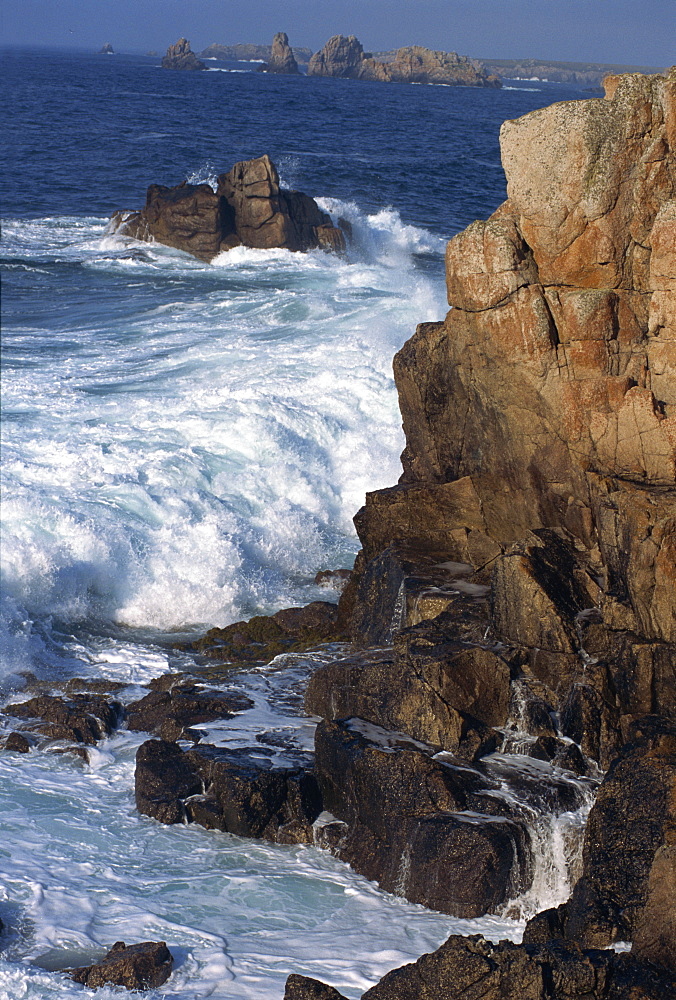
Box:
[0,49,591,998]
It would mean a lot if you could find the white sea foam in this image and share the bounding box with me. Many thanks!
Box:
[1,204,446,664]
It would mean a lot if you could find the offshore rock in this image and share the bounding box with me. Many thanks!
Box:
[285,976,348,999]
[112,155,345,262]
[307,36,500,87]
[135,739,322,844]
[70,940,173,990]
[307,35,366,78]
[259,32,299,74]
[161,38,206,71]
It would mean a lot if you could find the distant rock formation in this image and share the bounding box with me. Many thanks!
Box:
[110,154,346,261]
[199,42,313,65]
[307,34,500,87]
[479,56,665,87]
[307,34,367,78]
[98,43,114,55]
[259,32,300,74]
[161,38,206,71]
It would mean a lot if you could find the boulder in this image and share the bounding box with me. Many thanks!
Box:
[260,32,299,74]
[4,693,121,745]
[313,718,532,917]
[285,976,348,1000]
[135,739,322,844]
[112,155,345,261]
[161,38,206,71]
[70,940,173,990]
[4,732,31,753]
[125,682,253,738]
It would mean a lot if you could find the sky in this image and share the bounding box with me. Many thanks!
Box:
[1,0,674,68]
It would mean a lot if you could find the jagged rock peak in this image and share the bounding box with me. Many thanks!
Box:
[260,32,300,74]
[307,35,366,78]
[98,43,114,55]
[161,38,206,71]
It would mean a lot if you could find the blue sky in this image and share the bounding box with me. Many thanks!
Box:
[2,0,674,67]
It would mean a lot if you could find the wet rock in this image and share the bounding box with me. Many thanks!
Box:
[313,718,531,917]
[5,694,121,745]
[352,933,676,1000]
[161,38,206,70]
[632,836,676,970]
[112,155,345,262]
[134,740,322,844]
[314,568,352,592]
[285,976,348,999]
[126,683,253,737]
[4,732,31,753]
[563,717,676,948]
[193,601,346,664]
[135,739,203,824]
[70,940,173,990]
[528,734,589,776]
[260,32,299,74]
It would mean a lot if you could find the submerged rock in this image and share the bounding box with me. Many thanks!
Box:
[126,682,253,738]
[111,154,346,261]
[70,940,173,990]
[161,38,206,71]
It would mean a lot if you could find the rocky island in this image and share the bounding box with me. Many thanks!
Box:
[161,38,206,71]
[307,34,501,87]
[110,154,346,260]
[258,32,300,75]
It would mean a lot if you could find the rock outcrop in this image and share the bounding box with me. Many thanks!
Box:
[307,35,500,87]
[285,934,676,1000]
[259,32,299,74]
[98,43,114,55]
[70,940,173,990]
[111,154,346,261]
[161,38,206,71]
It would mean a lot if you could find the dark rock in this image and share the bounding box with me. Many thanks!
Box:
[65,677,128,695]
[285,975,348,999]
[563,718,676,948]
[355,933,676,1000]
[528,734,590,775]
[135,739,203,824]
[313,718,531,917]
[192,600,346,664]
[161,38,206,71]
[112,155,345,262]
[5,694,120,745]
[134,740,322,843]
[125,683,253,737]
[4,732,31,753]
[260,33,299,75]
[632,837,676,970]
[70,940,173,990]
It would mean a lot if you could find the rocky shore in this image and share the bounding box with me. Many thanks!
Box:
[2,65,674,999]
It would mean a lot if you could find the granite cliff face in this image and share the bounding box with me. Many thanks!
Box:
[308,35,499,87]
[110,155,345,261]
[161,38,206,71]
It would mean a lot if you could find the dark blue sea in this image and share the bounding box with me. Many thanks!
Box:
[0,49,588,998]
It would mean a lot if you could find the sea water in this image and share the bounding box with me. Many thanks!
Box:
[1,49,590,998]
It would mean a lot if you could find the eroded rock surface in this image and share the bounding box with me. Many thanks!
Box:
[260,32,299,74]
[111,155,346,261]
[161,38,206,71]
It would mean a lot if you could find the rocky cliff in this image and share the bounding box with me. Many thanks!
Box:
[308,35,499,87]
[286,67,676,994]
[161,38,206,71]
[110,155,345,261]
